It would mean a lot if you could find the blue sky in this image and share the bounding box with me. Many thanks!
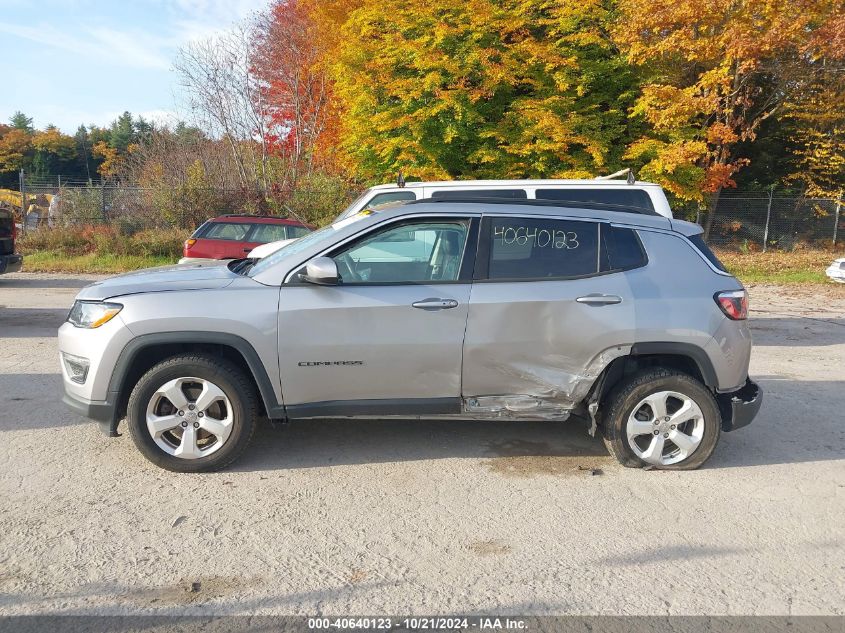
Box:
[0,0,268,133]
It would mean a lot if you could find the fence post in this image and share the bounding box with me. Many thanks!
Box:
[101,179,106,222]
[834,190,842,247]
[762,185,774,252]
[18,169,26,235]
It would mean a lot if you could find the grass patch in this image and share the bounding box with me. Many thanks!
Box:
[23,251,177,274]
[715,248,837,285]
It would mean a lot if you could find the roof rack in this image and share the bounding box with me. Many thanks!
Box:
[408,197,658,216]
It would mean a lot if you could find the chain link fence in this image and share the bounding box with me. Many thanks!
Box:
[16,174,358,234]
[13,176,844,250]
[680,191,843,251]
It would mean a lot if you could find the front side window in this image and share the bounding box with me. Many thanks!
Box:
[486,217,599,280]
[331,220,469,283]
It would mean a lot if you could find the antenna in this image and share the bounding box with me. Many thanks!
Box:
[397,170,406,188]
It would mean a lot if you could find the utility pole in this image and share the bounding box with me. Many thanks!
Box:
[834,190,842,247]
[762,185,774,252]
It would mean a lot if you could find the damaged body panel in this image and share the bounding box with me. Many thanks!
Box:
[462,345,631,420]
[461,271,636,417]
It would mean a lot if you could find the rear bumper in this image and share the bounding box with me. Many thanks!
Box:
[719,378,762,432]
[0,253,23,274]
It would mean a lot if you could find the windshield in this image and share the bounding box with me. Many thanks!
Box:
[248,213,370,277]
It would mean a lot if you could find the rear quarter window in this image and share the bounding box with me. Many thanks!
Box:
[536,188,654,212]
[601,225,647,271]
[688,234,728,272]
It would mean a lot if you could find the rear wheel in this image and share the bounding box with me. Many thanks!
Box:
[601,368,721,470]
[127,354,257,472]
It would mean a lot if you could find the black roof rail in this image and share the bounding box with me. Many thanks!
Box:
[407,197,659,216]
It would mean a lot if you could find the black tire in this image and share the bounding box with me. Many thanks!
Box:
[601,368,721,470]
[127,354,257,472]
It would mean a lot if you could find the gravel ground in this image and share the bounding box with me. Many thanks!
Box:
[0,272,843,616]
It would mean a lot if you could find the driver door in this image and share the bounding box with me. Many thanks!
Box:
[277,215,478,416]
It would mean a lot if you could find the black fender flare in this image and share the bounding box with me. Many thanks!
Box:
[105,331,285,435]
[628,341,718,388]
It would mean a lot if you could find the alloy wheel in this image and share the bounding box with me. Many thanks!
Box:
[626,390,705,466]
[145,376,234,460]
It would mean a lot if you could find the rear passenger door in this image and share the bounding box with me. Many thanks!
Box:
[461,216,642,413]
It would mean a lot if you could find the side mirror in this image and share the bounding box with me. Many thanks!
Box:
[303,256,340,285]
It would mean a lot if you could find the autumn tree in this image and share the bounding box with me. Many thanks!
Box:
[615,0,842,235]
[175,25,275,198]
[783,11,845,198]
[329,0,640,182]
[251,0,334,188]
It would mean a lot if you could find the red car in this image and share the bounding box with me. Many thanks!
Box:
[180,214,312,264]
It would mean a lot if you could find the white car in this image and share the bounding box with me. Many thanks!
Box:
[826,258,845,283]
[335,176,675,221]
[247,238,298,259]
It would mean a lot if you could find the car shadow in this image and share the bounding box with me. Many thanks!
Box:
[231,376,844,472]
[0,374,88,431]
[0,307,69,337]
[749,316,845,347]
[0,276,100,289]
[233,415,610,474]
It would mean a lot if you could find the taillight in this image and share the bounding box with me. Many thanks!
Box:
[184,238,196,250]
[715,290,748,320]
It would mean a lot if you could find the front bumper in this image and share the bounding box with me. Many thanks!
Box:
[62,390,120,436]
[719,378,762,431]
[0,253,23,274]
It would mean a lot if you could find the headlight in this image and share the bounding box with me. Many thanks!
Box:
[67,301,123,329]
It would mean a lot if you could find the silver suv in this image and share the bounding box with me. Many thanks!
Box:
[59,200,761,472]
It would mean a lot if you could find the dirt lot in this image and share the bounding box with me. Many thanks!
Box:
[0,273,843,615]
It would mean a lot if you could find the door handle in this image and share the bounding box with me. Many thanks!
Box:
[412,298,459,311]
[243,248,252,253]
[576,294,623,306]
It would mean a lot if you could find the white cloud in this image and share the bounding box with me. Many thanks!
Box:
[0,21,170,69]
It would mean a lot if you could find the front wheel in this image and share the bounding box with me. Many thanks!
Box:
[127,354,258,472]
[601,368,721,470]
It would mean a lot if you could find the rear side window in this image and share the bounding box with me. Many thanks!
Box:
[536,188,654,212]
[249,223,290,243]
[431,189,527,200]
[688,234,728,272]
[486,217,599,280]
[202,222,251,241]
[366,191,417,207]
[287,225,311,238]
[601,225,647,271]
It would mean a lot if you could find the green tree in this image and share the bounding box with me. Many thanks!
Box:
[109,111,136,152]
[9,111,34,134]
